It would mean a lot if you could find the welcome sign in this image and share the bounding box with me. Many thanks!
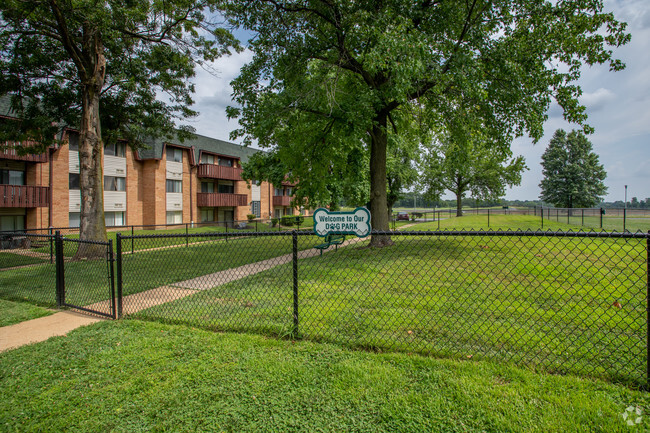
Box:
[313,207,371,237]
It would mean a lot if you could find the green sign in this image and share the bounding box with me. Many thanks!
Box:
[312,207,371,237]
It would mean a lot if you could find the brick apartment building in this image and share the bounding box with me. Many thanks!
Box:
[0,103,305,231]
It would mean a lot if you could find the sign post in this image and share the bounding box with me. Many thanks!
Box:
[313,207,371,237]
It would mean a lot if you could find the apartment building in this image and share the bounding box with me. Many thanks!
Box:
[0,102,305,231]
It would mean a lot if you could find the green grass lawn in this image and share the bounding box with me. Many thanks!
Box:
[0,299,53,327]
[1,320,648,433]
[402,213,650,233]
[134,231,647,386]
[0,233,318,308]
[0,252,47,269]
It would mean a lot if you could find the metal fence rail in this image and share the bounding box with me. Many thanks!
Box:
[1,228,648,387]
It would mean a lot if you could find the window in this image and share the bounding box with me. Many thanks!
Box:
[286,187,293,196]
[105,141,126,157]
[201,154,214,164]
[68,132,79,151]
[284,208,292,216]
[69,212,80,228]
[166,147,182,162]
[166,211,182,224]
[69,173,80,190]
[166,179,182,193]
[201,182,214,193]
[105,211,125,227]
[0,215,24,232]
[251,201,261,218]
[274,209,282,219]
[218,157,233,167]
[200,208,214,222]
[104,176,126,191]
[274,188,284,196]
[218,183,234,194]
[0,169,25,185]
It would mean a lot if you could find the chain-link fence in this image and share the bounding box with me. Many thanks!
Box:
[1,228,648,387]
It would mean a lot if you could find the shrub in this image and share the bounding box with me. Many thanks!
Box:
[247,214,256,221]
[280,215,304,226]
[271,218,279,227]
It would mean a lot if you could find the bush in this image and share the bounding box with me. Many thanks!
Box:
[280,215,304,227]
[271,218,279,227]
[247,214,256,221]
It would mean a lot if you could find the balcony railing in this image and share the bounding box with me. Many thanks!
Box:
[197,164,243,181]
[0,185,49,207]
[273,195,293,207]
[0,142,48,163]
[197,193,247,207]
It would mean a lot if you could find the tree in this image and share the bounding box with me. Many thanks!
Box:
[420,134,526,216]
[225,0,629,247]
[539,129,607,209]
[0,0,238,257]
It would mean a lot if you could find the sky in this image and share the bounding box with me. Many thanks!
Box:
[185,0,650,203]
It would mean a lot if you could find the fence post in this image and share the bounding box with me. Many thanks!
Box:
[600,208,603,229]
[581,209,584,227]
[55,231,64,307]
[292,230,299,337]
[186,223,189,247]
[647,231,649,388]
[108,239,116,319]
[541,207,544,230]
[116,233,123,319]
[488,209,490,228]
[131,225,134,255]
[624,208,627,232]
[437,212,440,230]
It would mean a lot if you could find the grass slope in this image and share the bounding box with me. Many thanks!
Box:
[1,320,648,433]
[0,299,53,327]
[134,231,647,386]
[0,252,47,269]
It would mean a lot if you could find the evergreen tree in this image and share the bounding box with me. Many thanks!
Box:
[539,129,607,208]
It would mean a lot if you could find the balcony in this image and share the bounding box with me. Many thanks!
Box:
[0,143,48,163]
[0,185,49,208]
[273,195,293,207]
[197,164,243,181]
[197,193,247,207]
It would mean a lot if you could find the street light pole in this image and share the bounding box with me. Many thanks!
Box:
[625,185,628,209]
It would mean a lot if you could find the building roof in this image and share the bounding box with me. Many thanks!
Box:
[0,94,18,118]
[137,132,260,164]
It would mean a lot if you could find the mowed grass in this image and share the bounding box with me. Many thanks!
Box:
[135,231,648,386]
[0,299,53,327]
[0,252,48,269]
[0,234,317,308]
[1,320,649,433]
[404,213,650,232]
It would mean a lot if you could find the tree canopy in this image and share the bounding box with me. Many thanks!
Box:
[225,0,629,246]
[539,129,608,209]
[420,133,526,216]
[0,0,239,254]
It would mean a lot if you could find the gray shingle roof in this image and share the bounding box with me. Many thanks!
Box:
[136,132,261,163]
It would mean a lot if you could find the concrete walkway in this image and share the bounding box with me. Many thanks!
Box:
[0,237,362,351]
[0,310,103,352]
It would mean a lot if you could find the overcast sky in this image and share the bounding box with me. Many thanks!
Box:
[186,0,650,203]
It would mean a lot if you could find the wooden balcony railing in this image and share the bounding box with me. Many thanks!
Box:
[0,185,49,208]
[0,142,48,163]
[273,195,293,207]
[197,193,248,207]
[197,164,243,181]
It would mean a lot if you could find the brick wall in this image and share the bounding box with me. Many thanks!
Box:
[50,143,69,227]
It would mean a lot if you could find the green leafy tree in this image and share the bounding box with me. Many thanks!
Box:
[0,0,238,257]
[539,129,607,209]
[225,0,629,247]
[420,134,526,216]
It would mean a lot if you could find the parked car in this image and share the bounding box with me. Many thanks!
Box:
[396,211,409,221]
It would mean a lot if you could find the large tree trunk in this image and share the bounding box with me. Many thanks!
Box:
[369,112,392,247]
[74,29,107,259]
